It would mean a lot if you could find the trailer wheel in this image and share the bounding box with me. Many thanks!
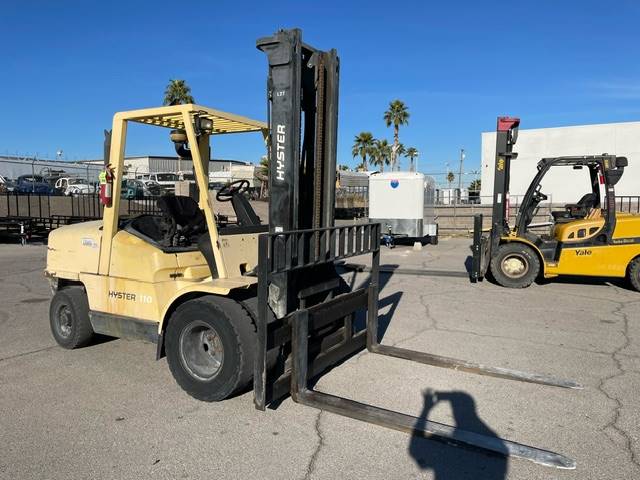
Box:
[490,243,540,288]
[165,296,255,402]
[49,286,94,349]
[627,257,640,292]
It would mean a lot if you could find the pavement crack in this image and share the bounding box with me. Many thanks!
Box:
[596,296,640,470]
[303,410,325,480]
[389,295,436,347]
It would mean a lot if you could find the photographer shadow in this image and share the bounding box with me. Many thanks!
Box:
[409,390,508,480]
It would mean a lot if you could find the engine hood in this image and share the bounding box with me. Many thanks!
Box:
[46,220,103,278]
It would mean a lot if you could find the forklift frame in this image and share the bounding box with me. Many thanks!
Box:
[471,115,630,282]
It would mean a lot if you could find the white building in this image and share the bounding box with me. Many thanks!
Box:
[480,121,640,204]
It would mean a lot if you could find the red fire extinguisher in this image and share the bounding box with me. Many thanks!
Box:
[99,164,114,207]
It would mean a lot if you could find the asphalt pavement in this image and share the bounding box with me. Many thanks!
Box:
[0,238,639,479]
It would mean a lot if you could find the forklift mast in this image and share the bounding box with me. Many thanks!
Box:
[491,117,520,237]
[257,28,339,317]
[254,31,578,468]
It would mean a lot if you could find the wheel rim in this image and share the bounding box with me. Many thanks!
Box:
[501,253,529,279]
[55,304,73,338]
[179,320,224,381]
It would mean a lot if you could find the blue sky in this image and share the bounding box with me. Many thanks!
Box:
[1,0,639,186]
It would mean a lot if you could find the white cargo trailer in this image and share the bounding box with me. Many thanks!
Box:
[368,172,438,244]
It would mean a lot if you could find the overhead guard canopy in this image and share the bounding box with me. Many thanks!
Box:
[115,104,267,135]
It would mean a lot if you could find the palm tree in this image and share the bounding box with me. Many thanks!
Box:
[405,147,419,172]
[338,164,350,171]
[383,100,410,170]
[394,143,406,170]
[163,79,195,106]
[447,171,455,186]
[371,139,392,172]
[351,132,375,171]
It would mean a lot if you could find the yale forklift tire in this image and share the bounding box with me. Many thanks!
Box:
[627,257,640,292]
[49,286,95,349]
[165,295,257,402]
[490,242,540,288]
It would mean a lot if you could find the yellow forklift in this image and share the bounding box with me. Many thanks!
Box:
[472,117,640,289]
[46,29,580,469]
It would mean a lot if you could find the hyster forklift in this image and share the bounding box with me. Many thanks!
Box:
[472,117,640,288]
[47,29,580,469]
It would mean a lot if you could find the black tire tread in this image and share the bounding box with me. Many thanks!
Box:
[628,257,640,292]
[490,242,540,289]
[49,286,94,349]
[165,295,256,402]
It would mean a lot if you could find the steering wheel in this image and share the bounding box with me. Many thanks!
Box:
[216,179,250,202]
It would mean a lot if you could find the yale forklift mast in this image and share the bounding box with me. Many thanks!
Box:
[46,29,579,469]
[472,117,639,289]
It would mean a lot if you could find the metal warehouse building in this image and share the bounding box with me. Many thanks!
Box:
[81,156,252,176]
[0,155,254,182]
[480,121,640,204]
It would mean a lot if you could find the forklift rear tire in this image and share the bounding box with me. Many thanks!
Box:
[165,296,256,402]
[49,286,94,349]
[490,242,540,288]
[627,257,640,292]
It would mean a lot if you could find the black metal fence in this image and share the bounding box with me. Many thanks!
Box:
[616,196,640,214]
[126,196,163,216]
[0,192,163,239]
[1,192,103,219]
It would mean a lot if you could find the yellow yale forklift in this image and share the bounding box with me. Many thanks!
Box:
[472,117,640,289]
[47,29,581,469]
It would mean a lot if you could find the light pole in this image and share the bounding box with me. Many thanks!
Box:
[457,148,465,205]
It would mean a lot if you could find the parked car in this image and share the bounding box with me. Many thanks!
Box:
[0,174,15,193]
[178,171,195,182]
[54,177,96,196]
[121,179,160,199]
[139,179,162,195]
[14,175,55,194]
[145,172,178,193]
[64,179,96,196]
[41,168,68,189]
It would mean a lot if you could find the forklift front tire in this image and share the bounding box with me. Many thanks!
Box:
[627,257,640,292]
[165,296,256,402]
[49,286,94,349]
[490,242,540,288]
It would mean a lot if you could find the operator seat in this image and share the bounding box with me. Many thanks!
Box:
[552,193,597,223]
[156,195,219,276]
[156,195,206,245]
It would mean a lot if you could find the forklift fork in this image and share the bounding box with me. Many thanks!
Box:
[254,223,577,469]
[471,213,491,282]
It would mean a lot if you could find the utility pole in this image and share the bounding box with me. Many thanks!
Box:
[457,148,465,204]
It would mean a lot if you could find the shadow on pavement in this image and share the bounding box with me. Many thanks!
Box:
[408,389,508,480]
[350,262,402,338]
[464,255,473,273]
